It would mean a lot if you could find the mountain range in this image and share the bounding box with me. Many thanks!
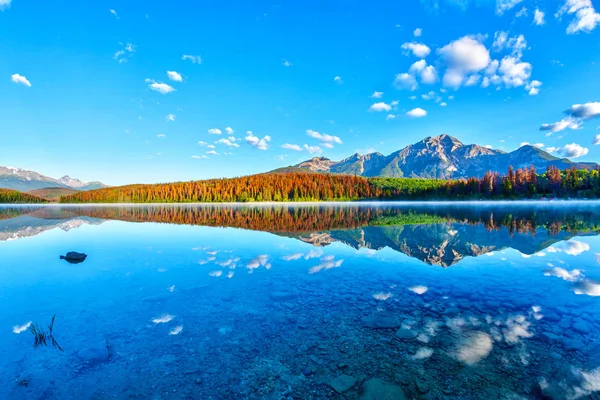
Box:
[290,134,599,179]
[0,166,107,192]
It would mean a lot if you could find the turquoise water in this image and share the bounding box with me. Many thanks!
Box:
[1,203,600,399]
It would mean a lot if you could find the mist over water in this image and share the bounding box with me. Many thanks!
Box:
[1,202,600,399]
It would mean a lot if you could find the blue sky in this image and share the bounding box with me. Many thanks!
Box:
[1,0,600,185]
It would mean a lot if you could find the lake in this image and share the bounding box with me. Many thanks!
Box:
[1,202,600,399]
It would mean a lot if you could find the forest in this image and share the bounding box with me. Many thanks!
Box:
[60,173,379,203]
[59,166,600,203]
[0,189,47,204]
[1,166,600,204]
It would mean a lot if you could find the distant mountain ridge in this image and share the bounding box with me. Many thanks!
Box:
[291,134,599,179]
[0,166,107,192]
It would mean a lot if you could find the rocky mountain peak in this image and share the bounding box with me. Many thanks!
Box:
[291,135,598,179]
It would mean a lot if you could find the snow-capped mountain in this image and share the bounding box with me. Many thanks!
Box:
[0,166,107,192]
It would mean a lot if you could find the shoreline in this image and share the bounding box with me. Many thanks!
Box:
[2,199,600,207]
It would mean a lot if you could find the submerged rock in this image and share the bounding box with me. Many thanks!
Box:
[60,252,87,264]
[395,328,417,341]
[360,378,406,400]
[76,340,109,367]
[328,375,357,394]
[415,377,431,394]
[269,291,298,301]
[572,319,591,334]
[361,315,401,329]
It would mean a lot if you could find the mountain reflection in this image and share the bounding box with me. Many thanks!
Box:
[1,203,599,267]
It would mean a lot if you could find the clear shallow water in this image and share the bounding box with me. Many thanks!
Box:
[1,203,600,399]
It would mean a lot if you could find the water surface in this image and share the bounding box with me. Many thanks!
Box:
[1,202,600,399]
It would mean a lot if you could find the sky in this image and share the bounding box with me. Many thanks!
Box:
[1,0,600,185]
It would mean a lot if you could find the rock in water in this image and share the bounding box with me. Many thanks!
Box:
[360,378,406,400]
[76,340,109,367]
[269,291,298,301]
[361,315,401,329]
[60,252,87,264]
[395,328,417,341]
[328,375,357,394]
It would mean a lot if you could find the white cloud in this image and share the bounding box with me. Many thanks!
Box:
[114,42,135,63]
[167,71,183,82]
[156,134,166,138]
[147,80,175,94]
[409,60,439,84]
[440,102,448,107]
[496,0,524,15]
[386,114,396,120]
[206,150,218,156]
[192,155,208,159]
[408,285,428,294]
[498,56,532,88]
[12,321,31,334]
[465,74,481,86]
[306,129,343,145]
[593,134,600,145]
[371,91,384,98]
[420,65,439,84]
[454,331,493,365]
[540,117,581,134]
[526,80,542,95]
[208,128,222,135]
[492,31,508,52]
[516,7,528,17]
[304,144,322,154]
[11,73,31,87]
[109,9,119,19]
[561,143,589,158]
[281,143,303,151]
[323,143,334,148]
[556,0,600,34]
[484,144,493,148]
[519,142,544,148]
[216,138,240,148]
[282,60,292,67]
[393,73,418,90]
[438,36,491,89]
[567,102,600,118]
[334,76,343,84]
[534,8,546,25]
[407,108,427,117]
[492,32,527,58]
[165,114,176,122]
[414,28,422,37]
[0,0,12,11]
[246,131,271,150]
[402,42,431,58]
[421,91,438,100]
[544,267,583,281]
[369,102,392,112]
[548,239,590,256]
[182,55,202,64]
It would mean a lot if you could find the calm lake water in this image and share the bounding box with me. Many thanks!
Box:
[1,202,600,399]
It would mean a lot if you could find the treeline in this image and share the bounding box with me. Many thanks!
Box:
[372,166,600,199]
[0,189,46,204]
[57,166,600,204]
[60,173,380,203]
